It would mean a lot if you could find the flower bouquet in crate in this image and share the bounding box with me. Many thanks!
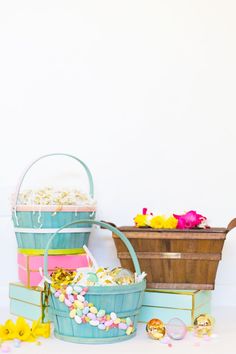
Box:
[112,208,236,290]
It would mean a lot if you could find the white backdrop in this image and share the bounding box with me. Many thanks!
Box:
[0,0,236,306]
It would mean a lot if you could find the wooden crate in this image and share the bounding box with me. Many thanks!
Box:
[112,218,236,290]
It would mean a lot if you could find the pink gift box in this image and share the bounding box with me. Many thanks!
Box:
[18,253,89,287]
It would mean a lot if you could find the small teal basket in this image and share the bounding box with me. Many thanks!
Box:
[12,153,96,254]
[44,220,146,344]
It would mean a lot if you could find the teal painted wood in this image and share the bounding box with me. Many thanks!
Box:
[44,220,146,344]
[10,299,50,323]
[143,291,194,308]
[9,283,50,322]
[12,153,95,251]
[138,289,212,326]
[9,283,43,305]
[13,212,93,249]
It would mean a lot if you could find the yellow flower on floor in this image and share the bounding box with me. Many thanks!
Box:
[163,216,178,229]
[0,320,16,341]
[150,215,166,229]
[31,319,50,338]
[15,317,35,342]
[134,214,148,227]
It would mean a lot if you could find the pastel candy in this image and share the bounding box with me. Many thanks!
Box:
[105,320,113,327]
[77,295,85,302]
[66,286,73,295]
[110,312,117,320]
[119,322,127,330]
[90,320,99,326]
[68,295,75,303]
[83,301,88,307]
[76,309,83,317]
[70,309,77,318]
[90,306,98,314]
[59,294,65,302]
[65,299,72,307]
[97,310,105,318]
[114,318,121,324]
[74,285,82,293]
[80,291,86,296]
[88,303,94,308]
[87,313,96,320]
[126,317,132,326]
[83,307,89,315]
[54,291,61,298]
[126,326,133,335]
[76,301,84,310]
[98,323,106,330]
[83,287,88,293]
[75,316,82,324]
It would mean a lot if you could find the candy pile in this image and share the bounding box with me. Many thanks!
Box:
[75,267,136,287]
[17,187,96,207]
[51,284,134,335]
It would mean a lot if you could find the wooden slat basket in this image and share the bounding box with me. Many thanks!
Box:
[12,153,96,254]
[44,220,146,344]
[112,218,236,290]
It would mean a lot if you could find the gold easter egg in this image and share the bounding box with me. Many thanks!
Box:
[146,318,166,340]
[193,314,213,337]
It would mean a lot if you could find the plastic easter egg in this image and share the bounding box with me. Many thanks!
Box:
[166,317,187,340]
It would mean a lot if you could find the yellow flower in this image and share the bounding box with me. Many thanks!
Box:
[134,214,148,227]
[163,216,178,229]
[31,319,50,339]
[0,320,16,340]
[15,317,35,342]
[150,215,166,229]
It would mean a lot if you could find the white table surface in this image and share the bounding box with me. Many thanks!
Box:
[0,306,235,354]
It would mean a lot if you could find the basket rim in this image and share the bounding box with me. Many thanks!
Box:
[50,279,146,295]
[14,205,96,212]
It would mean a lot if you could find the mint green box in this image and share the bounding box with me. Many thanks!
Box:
[9,283,50,323]
[139,289,211,326]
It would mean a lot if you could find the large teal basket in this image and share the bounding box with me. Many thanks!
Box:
[12,154,96,254]
[44,220,146,344]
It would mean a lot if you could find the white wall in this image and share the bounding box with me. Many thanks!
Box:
[0,0,236,306]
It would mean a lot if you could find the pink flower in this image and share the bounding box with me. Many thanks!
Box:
[173,211,206,229]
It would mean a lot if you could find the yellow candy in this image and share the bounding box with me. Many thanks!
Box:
[85,317,90,323]
[70,309,77,318]
[76,301,84,310]
[106,315,111,320]
[126,326,134,336]
[73,300,79,308]
[114,318,121,324]
[90,307,98,314]
[88,303,94,308]
[59,294,65,302]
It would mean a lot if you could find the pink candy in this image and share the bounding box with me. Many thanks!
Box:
[105,320,113,327]
[118,323,127,330]
[87,313,96,320]
[65,299,73,307]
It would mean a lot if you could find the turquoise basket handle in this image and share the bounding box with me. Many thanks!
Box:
[43,220,142,279]
[12,153,94,210]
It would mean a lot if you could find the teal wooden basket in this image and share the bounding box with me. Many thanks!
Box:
[12,153,96,253]
[44,220,146,344]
